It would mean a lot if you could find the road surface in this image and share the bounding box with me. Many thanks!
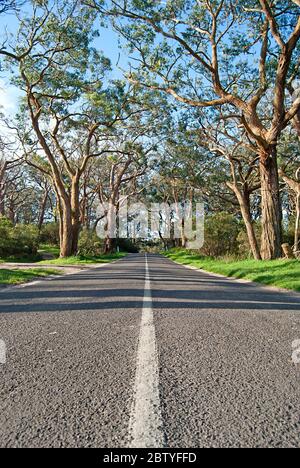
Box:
[0,254,299,448]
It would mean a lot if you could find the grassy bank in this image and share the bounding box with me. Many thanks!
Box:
[38,252,127,266]
[0,268,60,285]
[164,249,300,292]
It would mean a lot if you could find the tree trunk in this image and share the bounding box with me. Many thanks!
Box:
[259,148,282,260]
[71,176,80,255]
[55,177,81,258]
[0,162,6,216]
[180,219,188,248]
[0,191,4,216]
[104,236,114,254]
[295,192,300,253]
[227,182,261,260]
[8,201,15,225]
[38,189,49,233]
[60,201,74,258]
[103,203,116,254]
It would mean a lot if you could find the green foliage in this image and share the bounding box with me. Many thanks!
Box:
[78,229,104,256]
[201,213,241,258]
[39,223,60,246]
[0,217,39,258]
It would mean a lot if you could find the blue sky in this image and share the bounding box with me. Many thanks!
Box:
[0,9,128,114]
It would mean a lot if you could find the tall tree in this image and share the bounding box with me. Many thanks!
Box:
[0,0,151,256]
[88,0,300,259]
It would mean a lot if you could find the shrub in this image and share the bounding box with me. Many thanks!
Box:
[201,212,241,258]
[78,229,104,256]
[0,217,39,258]
[39,223,60,245]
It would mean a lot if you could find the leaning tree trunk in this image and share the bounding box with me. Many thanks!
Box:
[259,148,282,260]
[0,162,6,216]
[38,189,49,233]
[71,176,81,255]
[0,190,4,216]
[227,182,261,260]
[295,192,300,253]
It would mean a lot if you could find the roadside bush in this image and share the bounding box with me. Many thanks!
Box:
[78,229,104,256]
[39,223,60,245]
[201,212,241,258]
[0,217,39,258]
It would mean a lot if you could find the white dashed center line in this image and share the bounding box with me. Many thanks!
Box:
[128,254,165,448]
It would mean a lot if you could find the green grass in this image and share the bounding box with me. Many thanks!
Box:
[0,268,61,285]
[38,244,60,257]
[38,252,127,266]
[164,249,300,292]
[0,254,43,264]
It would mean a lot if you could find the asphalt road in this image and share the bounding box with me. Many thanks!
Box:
[0,254,299,448]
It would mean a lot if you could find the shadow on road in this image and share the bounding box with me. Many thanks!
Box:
[0,254,300,314]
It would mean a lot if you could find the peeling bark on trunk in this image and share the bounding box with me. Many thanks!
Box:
[259,148,282,260]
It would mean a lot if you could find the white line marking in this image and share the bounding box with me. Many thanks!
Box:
[129,254,165,448]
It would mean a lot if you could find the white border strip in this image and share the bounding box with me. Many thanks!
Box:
[129,254,165,448]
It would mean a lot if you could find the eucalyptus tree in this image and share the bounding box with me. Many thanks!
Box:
[0,0,153,256]
[93,142,147,252]
[149,126,213,247]
[0,156,8,216]
[0,140,23,218]
[91,93,169,252]
[195,113,262,259]
[87,0,300,259]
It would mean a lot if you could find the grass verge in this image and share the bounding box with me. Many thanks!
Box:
[164,249,300,292]
[38,252,127,266]
[0,254,43,264]
[0,268,61,285]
